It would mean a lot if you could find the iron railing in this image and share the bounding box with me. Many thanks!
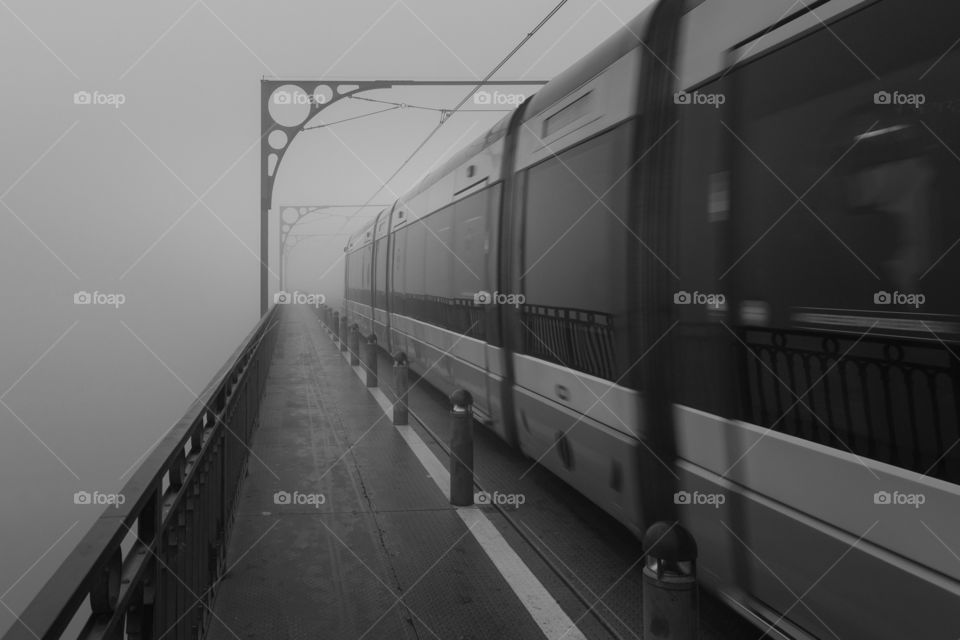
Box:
[519,304,618,380]
[2,305,281,640]
[738,326,960,483]
[389,294,487,340]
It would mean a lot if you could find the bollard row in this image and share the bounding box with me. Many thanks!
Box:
[320,304,331,330]
[349,324,360,366]
[324,321,700,639]
[364,333,378,387]
[642,522,699,640]
[448,389,474,506]
[393,352,409,426]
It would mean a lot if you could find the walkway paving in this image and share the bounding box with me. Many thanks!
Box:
[207,305,551,640]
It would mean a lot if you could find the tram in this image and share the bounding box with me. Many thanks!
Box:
[343,1,960,637]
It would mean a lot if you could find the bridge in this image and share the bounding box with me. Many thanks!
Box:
[5,2,959,637]
[1,303,755,640]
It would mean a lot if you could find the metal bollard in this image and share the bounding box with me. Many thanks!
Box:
[332,311,340,344]
[339,315,348,352]
[642,521,699,640]
[364,333,378,387]
[448,389,474,506]
[392,352,409,426]
[349,324,360,366]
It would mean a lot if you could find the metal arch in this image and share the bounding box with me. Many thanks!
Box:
[262,81,394,314]
[260,78,549,315]
[261,81,393,212]
[277,204,388,253]
[280,205,343,255]
[276,204,389,290]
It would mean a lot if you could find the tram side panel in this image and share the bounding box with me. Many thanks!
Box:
[671,1,960,637]
[506,51,647,535]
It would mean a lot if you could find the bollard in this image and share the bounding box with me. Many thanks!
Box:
[448,389,474,506]
[339,315,348,352]
[332,311,340,344]
[349,324,360,366]
[642,522,699,640]
[392,352,409,426]
[364,333,378,387]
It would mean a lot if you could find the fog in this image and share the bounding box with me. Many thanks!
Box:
[0,0,651,633]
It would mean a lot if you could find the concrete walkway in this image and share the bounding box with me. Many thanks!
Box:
[207,305,549,640]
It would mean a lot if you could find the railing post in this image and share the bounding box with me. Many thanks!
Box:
[349,324,360,366]
[89,548,122,615]
[124,583,154,640]
[393,352,409,426]
[642,522,699,640]
[339,314,348,352]
[364,333,378,387]
[449,389,474,506]
[332,311,340,344]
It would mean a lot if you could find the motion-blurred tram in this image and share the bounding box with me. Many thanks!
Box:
[341,1,960,637]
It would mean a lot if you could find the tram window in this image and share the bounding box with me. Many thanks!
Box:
[404,219,427,319]
[727,0,960,482]
[360,246,372,306]
[449,188,493,337]
[543,91,593,138]
[729,0,960,321]
[521,123,631,380]
[346,251,360,302]
[355,249,365,302]
[452,189,490,301]
[374,237,388,308]
[354,251,362,301]
[423,207,454,305]
[390,226,407,315]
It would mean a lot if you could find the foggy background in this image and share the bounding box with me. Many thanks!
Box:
[0,0,652,633]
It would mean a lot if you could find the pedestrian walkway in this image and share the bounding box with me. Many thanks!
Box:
[207,305,584,640]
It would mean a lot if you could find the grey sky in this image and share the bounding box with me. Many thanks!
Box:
[0,0,653,630]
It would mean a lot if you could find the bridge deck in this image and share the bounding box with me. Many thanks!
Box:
[206,305,753,640]
[206,306,554,640]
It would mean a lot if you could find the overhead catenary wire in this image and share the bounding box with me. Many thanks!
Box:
[302,97,513,132]
[342,0,572,224]
[349,94,515,114]
[303,105,400,130]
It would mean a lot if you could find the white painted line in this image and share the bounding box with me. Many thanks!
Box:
[331,332,586,640]
[458,507,588,640]
[368,386,394,416]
